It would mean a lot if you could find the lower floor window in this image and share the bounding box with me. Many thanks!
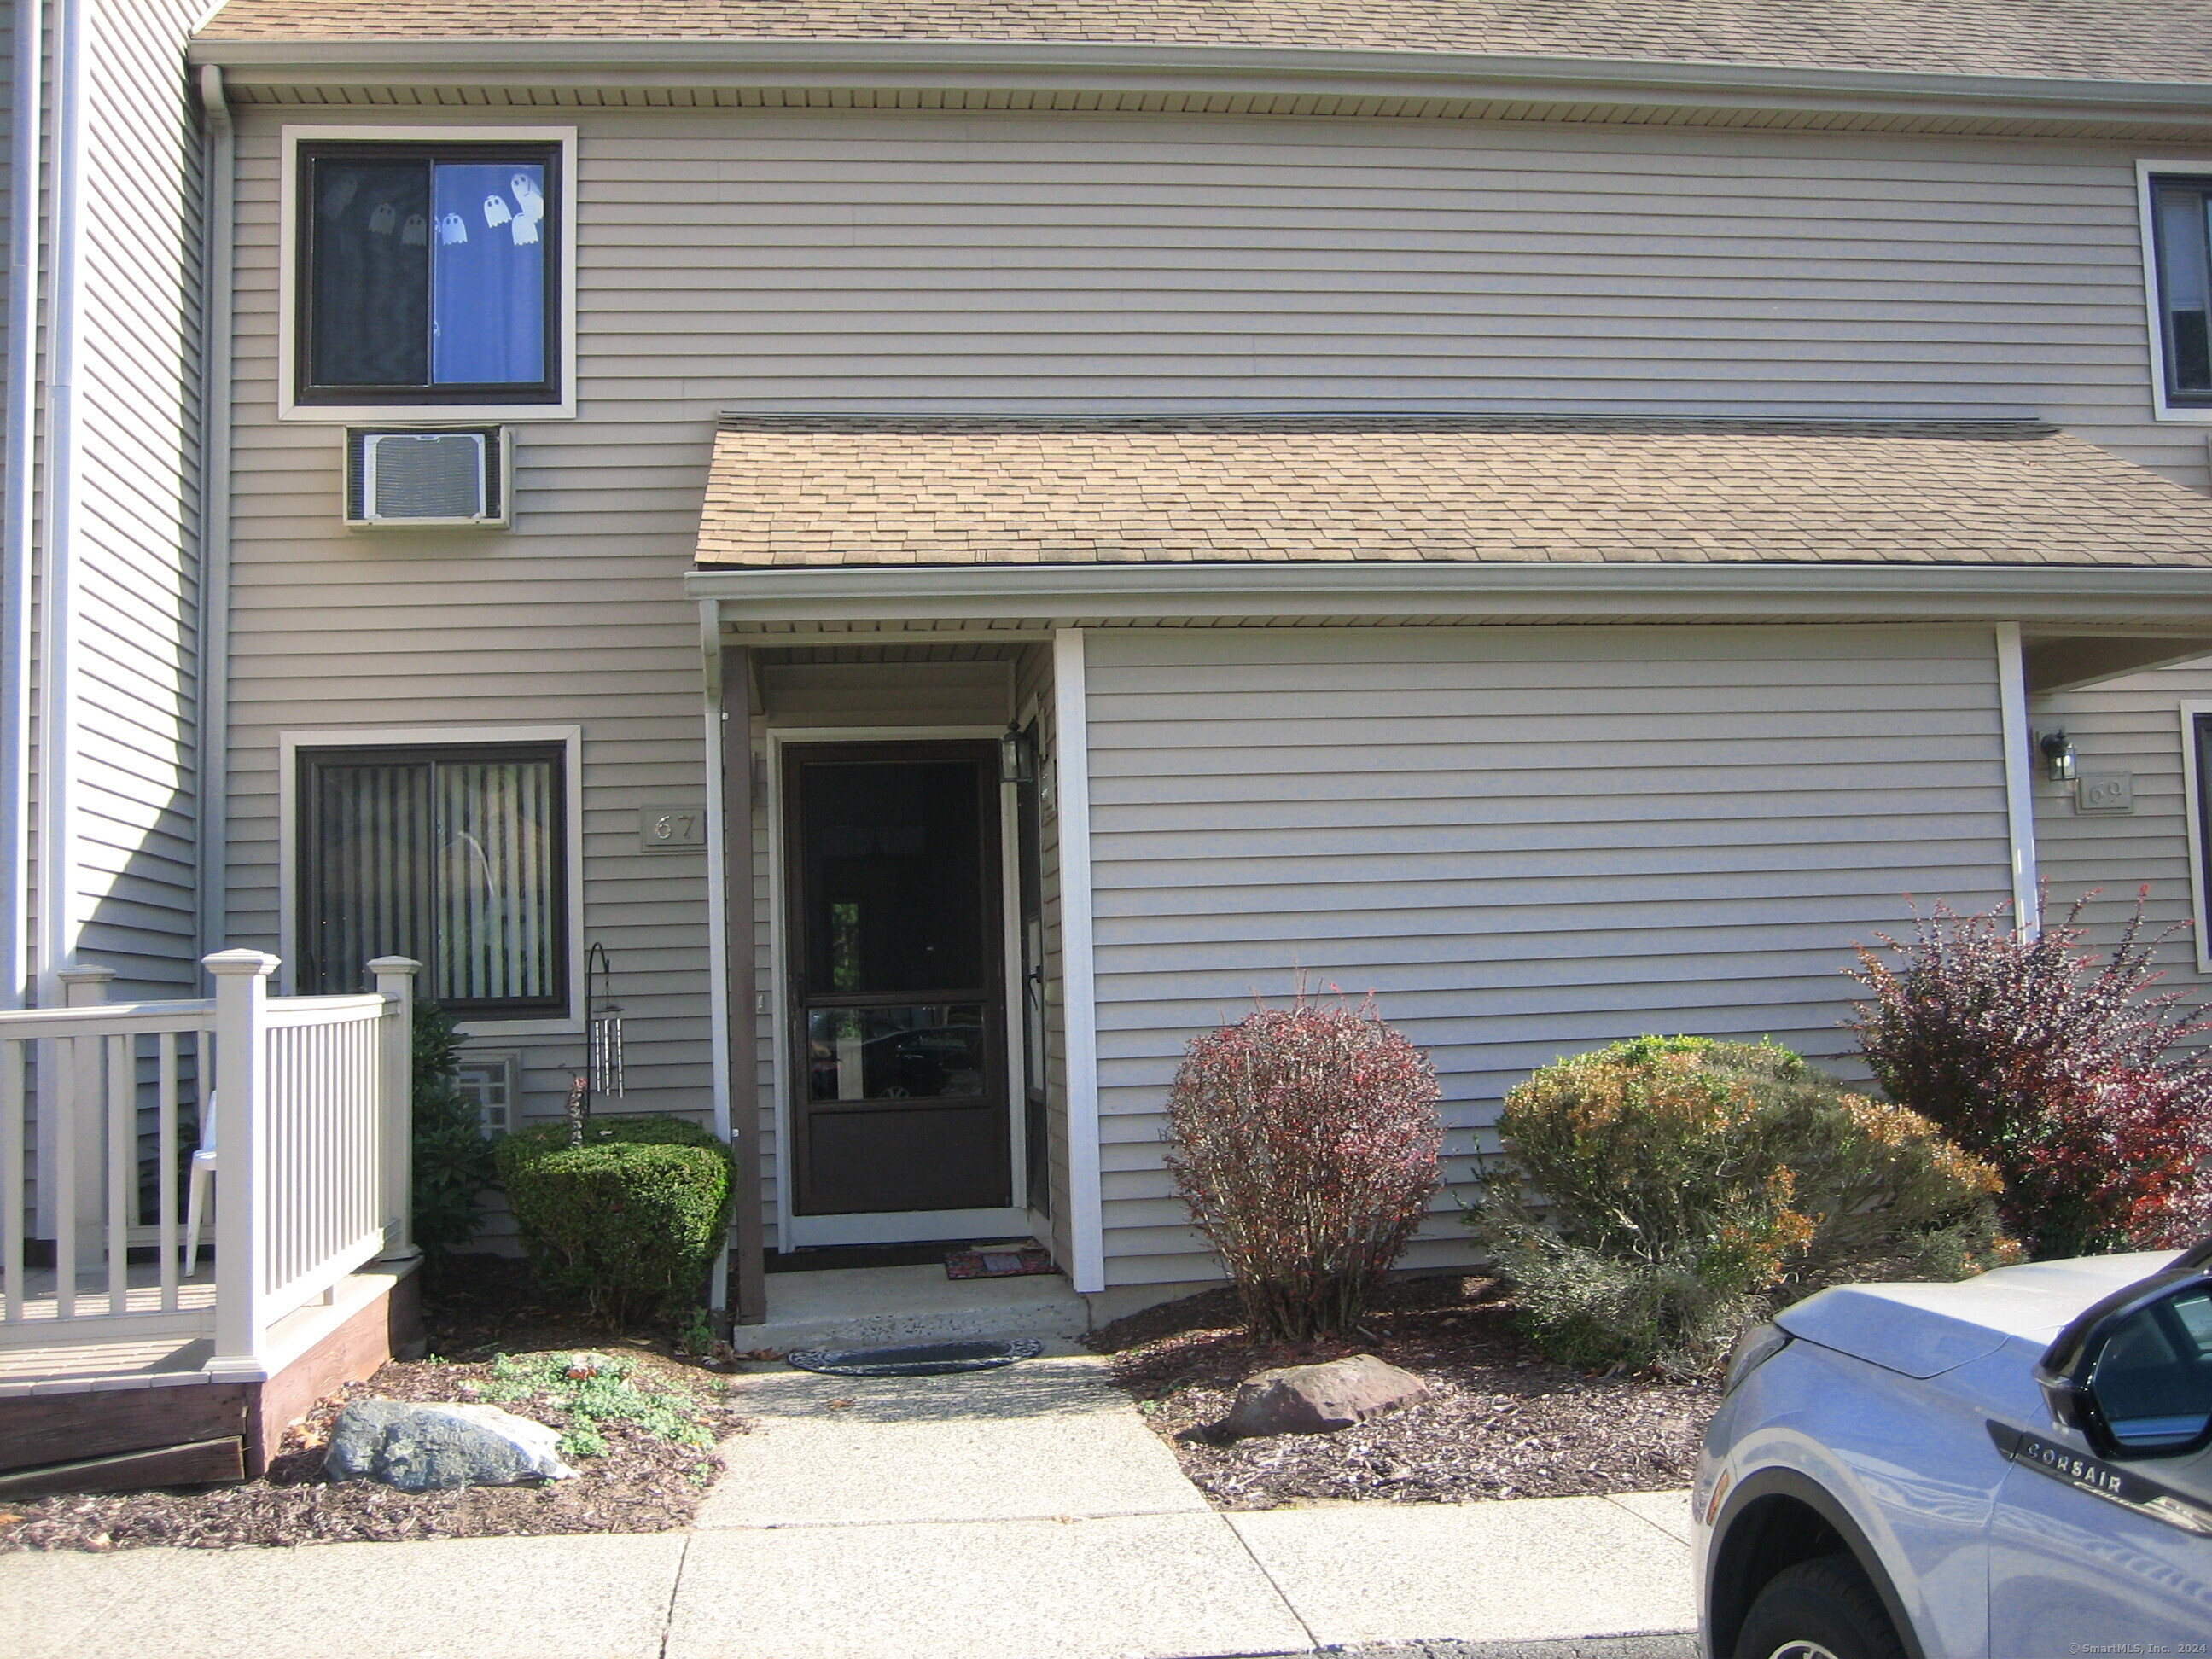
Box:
[299,743,568,1013]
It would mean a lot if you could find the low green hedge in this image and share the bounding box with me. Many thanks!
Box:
[495,1115,733,1325]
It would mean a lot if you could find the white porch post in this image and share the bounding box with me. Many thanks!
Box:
[204,948,276,1379]
[51,966,113,1278]
[370,957,420,1261]
[1051,628,1105,1296]
[1995,621,2042,938]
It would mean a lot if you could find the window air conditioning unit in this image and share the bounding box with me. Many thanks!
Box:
[345,427,510,528]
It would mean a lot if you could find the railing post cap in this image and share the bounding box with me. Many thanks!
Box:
[366,957,422,975]
[56,963,117,981]
[203,948,280,977]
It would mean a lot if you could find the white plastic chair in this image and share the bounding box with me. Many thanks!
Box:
[183,1092,217,1278]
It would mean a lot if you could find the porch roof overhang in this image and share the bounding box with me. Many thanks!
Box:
[685,415,2212,690]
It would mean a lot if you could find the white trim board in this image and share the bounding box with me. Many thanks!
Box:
[274,724,586,1033]
[764,724,1030,1251]
[1050,630,1104,1296]
[2137,158,2212,424]
[2180,701,2212,977]
[1996,622,2043,938]
[276,123,579,424]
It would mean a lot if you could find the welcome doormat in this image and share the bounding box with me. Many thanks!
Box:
[944,1243,1057,1280]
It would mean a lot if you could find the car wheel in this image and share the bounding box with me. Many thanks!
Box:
[1736,1554,1907,1659]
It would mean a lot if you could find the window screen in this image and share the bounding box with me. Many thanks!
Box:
[299,745,568,1014]
[2151,177,2212,405]
[301,145,556,405]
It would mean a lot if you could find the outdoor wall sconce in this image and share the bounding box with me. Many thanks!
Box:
[2040,729,2078,783]
[999,724,1038,786]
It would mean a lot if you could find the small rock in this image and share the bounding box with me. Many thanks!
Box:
[325,1400,577,1493]
[1218,1353,1431,1439]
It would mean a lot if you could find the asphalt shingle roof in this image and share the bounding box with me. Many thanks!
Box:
[196,1,2212,86]
[690,416,2212,570]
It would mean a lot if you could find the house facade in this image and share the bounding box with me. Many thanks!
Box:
[126,0,2212,1324]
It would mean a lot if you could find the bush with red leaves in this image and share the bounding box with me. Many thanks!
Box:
[1163,996,1444,1342]
[1850,888,2212,1260]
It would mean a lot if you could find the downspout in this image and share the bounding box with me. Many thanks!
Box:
[195,63,232,963]
[0,0,42,1009]
[32,0,79,999]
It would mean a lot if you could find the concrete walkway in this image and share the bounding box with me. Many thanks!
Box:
[0,1345,1698,1659]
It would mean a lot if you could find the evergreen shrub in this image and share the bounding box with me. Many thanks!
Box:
[495,1115,733,1325]
[1474,1036,2011,1377]
[410,1000,495,1260]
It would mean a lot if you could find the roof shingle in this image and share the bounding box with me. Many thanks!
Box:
[691,416,2212,570]
[196,0,2212,86]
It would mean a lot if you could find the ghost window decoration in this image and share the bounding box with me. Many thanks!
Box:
[400,212,428,247]
[483,194,513,230]
[367,201,397,236]
[509,172,544,246]
[436,212,469,246]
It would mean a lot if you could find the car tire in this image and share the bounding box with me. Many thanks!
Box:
[1735,1554,1908,1659]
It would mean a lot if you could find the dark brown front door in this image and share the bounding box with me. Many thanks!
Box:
[784,742,1010,1216]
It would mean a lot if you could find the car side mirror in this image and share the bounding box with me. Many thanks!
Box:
[2036,1270,2212,1462]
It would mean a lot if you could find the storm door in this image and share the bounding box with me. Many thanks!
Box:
[783,742,1010,1216]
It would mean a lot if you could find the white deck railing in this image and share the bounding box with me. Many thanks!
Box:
[0,950,417,1378]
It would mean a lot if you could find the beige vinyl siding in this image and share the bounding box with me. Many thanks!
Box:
[1080,624,2014,1287]
[2031,660,2212,986]
[68,0,206,996]
[582,109,2208,486]
[221,100,2203,1242]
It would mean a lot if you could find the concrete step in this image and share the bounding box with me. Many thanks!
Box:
[729,1262,1089,1353]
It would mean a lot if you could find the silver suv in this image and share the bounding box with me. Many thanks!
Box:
[1696,1241,2212,1659]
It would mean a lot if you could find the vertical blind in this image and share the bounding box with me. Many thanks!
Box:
[301,748,565,1010]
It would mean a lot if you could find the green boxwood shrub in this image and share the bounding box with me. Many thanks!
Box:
[1471,1035,2014,1377]
[495,1115,733,1326]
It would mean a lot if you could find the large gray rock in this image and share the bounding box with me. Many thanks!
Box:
[1219,1353,1431,1439]
[325,1400,577,1493]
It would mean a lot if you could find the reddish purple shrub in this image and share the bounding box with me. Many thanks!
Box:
[1849,888,2212,1258]
[1163,995,1443,1341]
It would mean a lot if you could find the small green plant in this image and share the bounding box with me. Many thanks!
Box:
[1472,1036,2011,1377]
[479,1350,716,1461]
[673,1306,716,1357]
[411,999,496,1259]
[495,1115,734,1326]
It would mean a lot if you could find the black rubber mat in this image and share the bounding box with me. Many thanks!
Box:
[783,1337,1044,1377]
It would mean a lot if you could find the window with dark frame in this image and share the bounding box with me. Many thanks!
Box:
[2151,175,2212,405]
[298,744,568,1016]
[299,143,560,406]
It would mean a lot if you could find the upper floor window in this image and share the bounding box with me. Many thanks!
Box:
[298,143,561,407]
[2150,173,2212,409]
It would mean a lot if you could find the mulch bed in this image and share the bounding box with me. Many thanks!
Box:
[1087,1275,1718,1511]
[0,1256,750,1553]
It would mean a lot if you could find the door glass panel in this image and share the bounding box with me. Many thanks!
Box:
[799,760,983,994]
[807,1005,986,1102]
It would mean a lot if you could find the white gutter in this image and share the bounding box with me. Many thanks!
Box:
[1051,629,1104,1296]
[686,562,2212,628]
[1995,621,2043,938]
[32,0,83,999]
[195,63,234,963]
[0,0,40,1010]
[180,38,2212,123]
